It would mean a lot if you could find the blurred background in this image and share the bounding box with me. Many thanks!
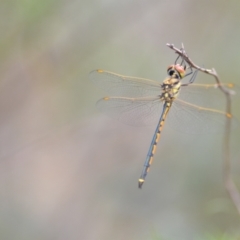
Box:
[0,0,240,239]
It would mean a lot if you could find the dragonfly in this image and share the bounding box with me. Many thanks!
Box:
[89,56,236,188]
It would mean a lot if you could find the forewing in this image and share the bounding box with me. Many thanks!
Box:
[89,70,162,97]
[179,83,238,110]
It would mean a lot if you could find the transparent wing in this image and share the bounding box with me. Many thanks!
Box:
[179,83,238,110]
[96,96,163,126]
[168,98,238,134]
[89,70,162,97]
[91,70,239,132]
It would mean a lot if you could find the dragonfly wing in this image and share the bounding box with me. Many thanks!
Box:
[96,96,163,126]
[168,98,238,134]
[89,70,162,97]
[179,83,238,110]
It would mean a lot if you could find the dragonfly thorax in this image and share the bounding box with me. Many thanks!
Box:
[160,77,181,101]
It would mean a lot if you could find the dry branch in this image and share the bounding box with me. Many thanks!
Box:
[166,43,240,215]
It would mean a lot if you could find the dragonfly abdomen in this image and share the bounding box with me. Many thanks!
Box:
[138,102,171,188]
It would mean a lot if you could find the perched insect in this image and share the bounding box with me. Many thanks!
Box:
[90,55,236,188]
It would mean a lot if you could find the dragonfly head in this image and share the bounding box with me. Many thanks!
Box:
[167,64,186,79]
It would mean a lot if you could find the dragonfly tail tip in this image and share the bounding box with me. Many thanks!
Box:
[138,179,144,189]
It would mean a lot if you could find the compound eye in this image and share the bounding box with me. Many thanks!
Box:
[168,69,175,76]
[175,64,185,74]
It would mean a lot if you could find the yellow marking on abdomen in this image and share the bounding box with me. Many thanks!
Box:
[149,156,154,167]
[151,121,164,156]
[97,69,104,73]
[152,144,157,155]
[155,132,160,144]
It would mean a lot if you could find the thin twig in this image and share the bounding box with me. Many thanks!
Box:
[166,43,240,215]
